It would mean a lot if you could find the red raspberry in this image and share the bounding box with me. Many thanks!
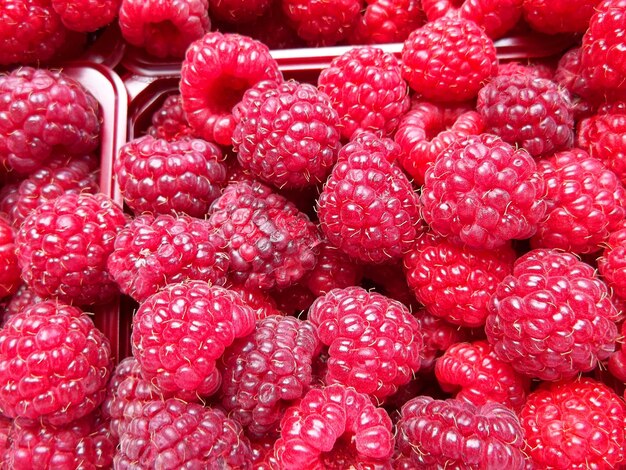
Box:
[396,397,526,469]
[6,154,99,229]
[531,148,626,254]
[1,285,41,327]
[115,399,253,469]
[304,242,363,297]
[132,282,256,400]
[521,378,626,469]
[581,0,626,102]
[348,0,425,44]
[0,301,112,426]
[421,0,522,39]
[498,61,554,79]
[318,132,422,264]
[275,384,394,468]
[317,46,410,140]
[522,0,598,34]
[5,413,115,470]
[229,285,284,319]
[180,32,282,146]
[0,415,10,462]
[209,181,320,290]
[554,47,596,120]
[0,68,100,175]
[415,310,471,371]
[599,224,626,301]
[232,80,341,188]
[420,134,547,249]
[363,263,418,308]
[16,192,126,306]
[147,94,193,141]
[220,315,320,438]
[209,0,272,24]
[271,284,316,316]
[118,0,210,58]
[0,183,19,225]
[308,286,423,399]
[478,74,575,157]
[115,135,227,218]
[577,111,626,185]
[435,340,530,411]
[402,17,498,103]
[609,321,626,381]
[404,231,516,328]
[0,0,67,66]
[394,101,484,186]
[52,0,121,32]
[251,437,279,470]
[227,5,304,50]
[0,218,19,300]
[281,0,362,46]
[486,248,619,381]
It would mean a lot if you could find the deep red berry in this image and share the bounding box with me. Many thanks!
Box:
[229,285,284,319]
[52,0,121,32]
[599,224,626,301]
[522,0,599,34]
[147,94,193,141]
[227,4,304,50]
[498,61,554,79]
[348,0,425,44]
[304,242,363,297]
[415,310,471,372]
[0,218,19,299]
[1,285,41,327]
[554,47,596,120]
[209,0,272,24]
[271,284,317,316]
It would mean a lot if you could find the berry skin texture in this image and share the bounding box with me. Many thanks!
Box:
[115,399,253,470]
[478,74,575,157]
[486,248,619,381]
[1,285,42,327]
[52,0,121,32]
[131,282,256,401]
[531,148,626,254]
[308,286,423,400]
[317,132,422,264]
[599,224,626,301]
[394,101,484,186]
[348,0,425,45]
[416,310,471,372]
[304,242,363,297]
[147,94,193,141]
[229,285,284,319]
[0,218,20,299]
[420,134,547,250]
[401,17,498,103]
[397,397,526,469]
[0,301,112,426]
[522,0,599,34]
[219,315,320,438]
[232,80,341,188]
[581,0,626,101]
[108,214,229,302]
[115,135,227,218]
[209,0,272,24]
[404,231,516,328]
[498,61,554,79]
[16,192,126,306]
[118,0,210,58]
[553,47,595,120]
[0,67,100,175]
[209,181,320,291]
[317,46,410,140]
[520,378,626,469]
[274,384,394,469]
[180,32,282,146]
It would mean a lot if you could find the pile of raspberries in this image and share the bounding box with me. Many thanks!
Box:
[2,0,626,468]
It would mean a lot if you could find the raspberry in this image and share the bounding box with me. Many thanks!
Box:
[521,378,626,469]
[599,224,626,301]
[16,192,126,306]
[421,0,522,39]
[209,181,320,290]
[416,310,471,371]
[0,183,19,225]
[435,340,530,411]
[118,0,210,58]
[0,0,67,66]
[0,218,19,299]
[348,0,425,44]
[420,134,547,249]
[209,0,272,24]
[304,242,363,297]
[486,248,619,381]
[229,285,284,319]
[115,135,227,218]
[131,282,256,400]
[531,148,626,254]
[281,0,362,46]
[0,415,9,462]
[362,262,418,308]
[180,32,282,146]
[581,0,626,101]
[404,231,516,327]
[318,46,410,140]
[250,437,279,470]
[498,61,554,79]
[115,399,253,469]
[51,0,121,32]
[0,301,112,426]
[274,384,394,468]
[317,132,422,264]
[227,5,304,50]
[146,94,193,141]
[394,101,484,186]
[308,286,423,399]
[232,80,341,188]
[108,214,229,302]
[1,285,41,327]
[477,74,575,157]
[609,321,626,381]
[401,17,498,103]
[219,315,320,438]
[6,154,99,229]
[0,68,100,175]
[271,284,316,315]
[522,0,598,34]
[554,47,596,120]
[396,397,526,469]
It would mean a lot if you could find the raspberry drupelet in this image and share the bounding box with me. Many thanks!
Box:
[146,94,193,141]
[52,0,121,32]
[348,0,425,44]
[0,217,20,299]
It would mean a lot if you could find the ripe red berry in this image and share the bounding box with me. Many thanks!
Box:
[147,94,193,141]
[554,47,596,120]
[599,223,626,301]
[348,0,425,44]
[209,0,272,24]
[52,0,121,32]
[304,242,363,297]
[0,218,19,300]
[415,310,472,372]
[522,0,599,34]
